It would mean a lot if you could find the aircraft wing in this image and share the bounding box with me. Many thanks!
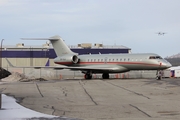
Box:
[5,58,65,69]
[56,65,128,73]
[55,65,128,73]
[6,58,128,72]
[62,65,129,72]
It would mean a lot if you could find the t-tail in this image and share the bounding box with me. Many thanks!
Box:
[21,35,78,56]
[22,35,79,65]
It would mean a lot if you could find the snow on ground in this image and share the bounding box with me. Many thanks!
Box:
[1,72,27,82]
[0,94,58,120]
[0,73,81,120]
[1,72,48,82]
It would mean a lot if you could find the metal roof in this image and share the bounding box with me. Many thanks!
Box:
[2,44,131,50]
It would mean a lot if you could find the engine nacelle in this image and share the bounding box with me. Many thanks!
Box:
[54,54,79,65]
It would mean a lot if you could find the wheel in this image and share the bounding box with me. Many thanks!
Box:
[156,76,161,80]
[102,73,109,79]
[84,74,92,79]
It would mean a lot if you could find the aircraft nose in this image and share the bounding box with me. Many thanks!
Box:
[161,61,172,69]
[166,62,172,68]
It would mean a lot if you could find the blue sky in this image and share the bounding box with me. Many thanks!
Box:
[0,0,180,57]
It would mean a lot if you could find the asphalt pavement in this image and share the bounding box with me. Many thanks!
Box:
[0,78,180,120]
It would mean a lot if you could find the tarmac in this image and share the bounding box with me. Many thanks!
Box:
[0,78,180,120]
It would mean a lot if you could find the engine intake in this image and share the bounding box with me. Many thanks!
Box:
[72,55,78,63]
[54,54,79,65]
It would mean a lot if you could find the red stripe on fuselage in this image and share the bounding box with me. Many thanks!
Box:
[54,62,73,65]
[54,62,160,66]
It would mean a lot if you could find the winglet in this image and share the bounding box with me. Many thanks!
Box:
[5,58,15,67]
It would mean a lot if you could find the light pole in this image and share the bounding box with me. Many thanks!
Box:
[0,39,4,109]
[0,39,4,79]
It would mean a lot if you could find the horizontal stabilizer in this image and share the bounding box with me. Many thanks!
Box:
[21,35,61,41]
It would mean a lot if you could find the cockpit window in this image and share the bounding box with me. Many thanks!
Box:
[149,56,156,59]
[149,56,162,59]
[156,56,162,59]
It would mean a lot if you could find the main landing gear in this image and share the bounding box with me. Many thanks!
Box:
[84,72,110,79]
[84,72,92,79]
[102,73,109,79]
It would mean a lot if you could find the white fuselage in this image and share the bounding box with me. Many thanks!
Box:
[54,53,171,73]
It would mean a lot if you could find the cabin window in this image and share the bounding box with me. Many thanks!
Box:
[94,59,96,62]
[112,59,114,61]
[120,59,122,61]
[109,59,111,62]
[116,59,118,61]
[124,58,126,61]
[88,59,89,62]
[91,59,93,62]
[128,58,130,61]
[101,59,103,62]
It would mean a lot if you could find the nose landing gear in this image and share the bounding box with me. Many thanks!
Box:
[156,70,162,80]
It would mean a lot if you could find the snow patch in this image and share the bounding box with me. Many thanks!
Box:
[0,94,57,119]
[1,71,48,82]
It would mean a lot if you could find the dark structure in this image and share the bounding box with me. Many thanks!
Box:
[0,68,11,79]
[165,58,180,66]
[1,47,131,58]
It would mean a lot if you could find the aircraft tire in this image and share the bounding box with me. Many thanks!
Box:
[84,74,92,79]
[156,76,161,80]
[102,73,109,79]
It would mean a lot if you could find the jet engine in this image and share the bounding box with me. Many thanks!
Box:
[54,54,79,65]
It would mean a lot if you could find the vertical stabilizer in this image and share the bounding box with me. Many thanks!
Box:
[49,35,77,56]
[21,35,78,57]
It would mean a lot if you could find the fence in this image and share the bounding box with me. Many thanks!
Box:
[4,67,162,80]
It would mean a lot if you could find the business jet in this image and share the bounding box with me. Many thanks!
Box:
[7,35,171,80]
[156,32,167,35]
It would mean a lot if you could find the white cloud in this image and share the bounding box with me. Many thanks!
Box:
[0,0,10,6]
